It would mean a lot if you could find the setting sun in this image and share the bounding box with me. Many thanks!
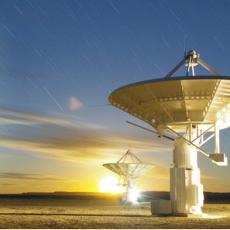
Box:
[99,175,124,194]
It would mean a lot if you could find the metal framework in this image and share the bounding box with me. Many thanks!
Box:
[163,51,228,165]
[165,50,220,78]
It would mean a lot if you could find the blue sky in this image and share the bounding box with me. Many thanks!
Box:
[0,0,230,193]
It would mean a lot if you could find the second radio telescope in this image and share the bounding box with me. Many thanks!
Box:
[103,150,154,203]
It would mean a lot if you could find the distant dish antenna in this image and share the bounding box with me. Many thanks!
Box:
[103,150,154,204]
[109,50,229,216]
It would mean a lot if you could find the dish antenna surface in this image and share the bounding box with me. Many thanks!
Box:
[109,50,229,216]
[103,150,154,204]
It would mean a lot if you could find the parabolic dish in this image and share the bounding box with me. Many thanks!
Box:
[109,76,230,131]
[103,163,154,178]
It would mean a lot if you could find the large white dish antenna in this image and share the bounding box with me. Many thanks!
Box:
[109,76,230,131]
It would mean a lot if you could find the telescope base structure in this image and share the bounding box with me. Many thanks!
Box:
[151,138,204,216]
[170,168,203,215]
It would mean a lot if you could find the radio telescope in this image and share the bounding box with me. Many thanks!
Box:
[108,50,229,216]
[103,150,154,204]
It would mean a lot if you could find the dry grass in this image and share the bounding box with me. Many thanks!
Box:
[0,197,229,228]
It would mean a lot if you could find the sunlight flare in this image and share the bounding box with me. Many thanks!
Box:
[99,175,124,194]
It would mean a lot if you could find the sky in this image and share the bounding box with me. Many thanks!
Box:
[0,0,230,193]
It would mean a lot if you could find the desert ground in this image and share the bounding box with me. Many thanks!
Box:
[0,194,229,229]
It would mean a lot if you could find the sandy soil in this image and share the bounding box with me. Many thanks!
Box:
[0,197,229,228]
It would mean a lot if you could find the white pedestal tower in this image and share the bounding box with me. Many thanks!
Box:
[171,137,203,215]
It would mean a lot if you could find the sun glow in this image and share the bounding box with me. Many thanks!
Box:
[99,175,124,194]
[127,188,140,203]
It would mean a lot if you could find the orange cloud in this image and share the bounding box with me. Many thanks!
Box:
[0,107,171,162]
[0,172,63,181]
[68,97,83,111]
